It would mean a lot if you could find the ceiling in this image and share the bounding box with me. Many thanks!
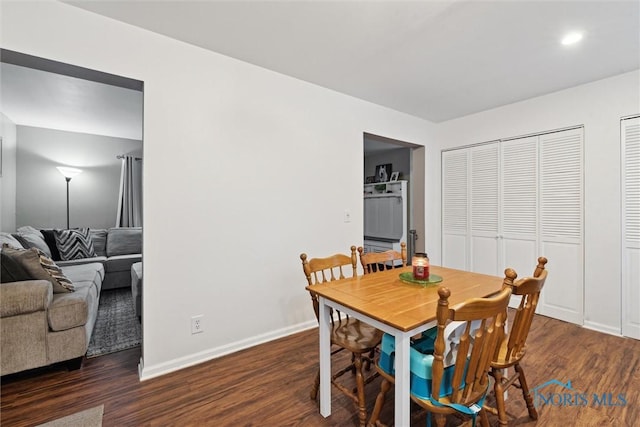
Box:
[1,62,143,140]
[1,1,638,144]
[65,0,640,123]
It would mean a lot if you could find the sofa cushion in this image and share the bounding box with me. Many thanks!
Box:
[1,246,74,293]
[48,291,89,331]
[105,254,142,273]
[57,256,108,268]
[0,232,24,250]
[55,228,97,261]
[40,229,62,261]
[62,262,105,285]
[16,226,52,258]
[49,263,103,331]
[106,227,141,257]
[48,283,94,331]
[90,229,108,257]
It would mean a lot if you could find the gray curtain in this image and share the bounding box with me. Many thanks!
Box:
[116,156,142,227]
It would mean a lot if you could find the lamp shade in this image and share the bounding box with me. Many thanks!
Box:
[57,166,82,179]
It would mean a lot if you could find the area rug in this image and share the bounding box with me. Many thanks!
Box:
[87,288,141,358]
[36,404,104,427]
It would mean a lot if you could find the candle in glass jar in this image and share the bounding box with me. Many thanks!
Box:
[412,253,430,280]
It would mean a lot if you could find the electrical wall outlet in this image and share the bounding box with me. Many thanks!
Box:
[344,209,351,223]
[191,315,204,334]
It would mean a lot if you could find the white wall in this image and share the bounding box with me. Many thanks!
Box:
[0,1,434,379]
[15,125,141,230]
[432,70,640,335]
[0,113,17,232]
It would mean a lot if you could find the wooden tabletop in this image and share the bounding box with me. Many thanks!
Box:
[306,265,504,332]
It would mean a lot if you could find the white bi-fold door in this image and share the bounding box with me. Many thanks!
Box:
[622,117,640,340]
[537,129,584,324]
[469,143,500,276]
[441,127,584,324]
[442,149,469,271]
[500,136,540,290]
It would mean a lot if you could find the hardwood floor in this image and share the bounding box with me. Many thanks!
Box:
[2,314,639,426]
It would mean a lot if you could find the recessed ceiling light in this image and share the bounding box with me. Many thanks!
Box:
[561,31,584,46]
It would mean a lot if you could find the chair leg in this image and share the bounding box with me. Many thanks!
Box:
[491,367,509,426]
[364,348,375,371]
[434,414,446,427]
[368,377,391,427]
[310,368,320,401]
[515,363,538,421]
[479,408,490,427]
[354,355,367,427]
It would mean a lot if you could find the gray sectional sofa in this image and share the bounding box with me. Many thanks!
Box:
[1,262,104,375]
[0,227,141,376]
[57,227,142,290]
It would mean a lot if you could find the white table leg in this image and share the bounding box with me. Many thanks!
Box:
[394,333,411,426]
[318,296,331,417]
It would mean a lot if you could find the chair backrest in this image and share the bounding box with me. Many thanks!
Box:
[430,271,514,406]
[503,257,548,362]
[300,246,358,321]
[357,242,407,274]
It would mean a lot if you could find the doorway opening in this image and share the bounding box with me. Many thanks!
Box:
[0,49,145,370]
[363,133,425,262]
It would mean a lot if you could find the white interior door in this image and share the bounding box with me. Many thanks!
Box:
[470,143,500,275]
[622,117,640,339]
[442,149,468,270]
[537,128,584,324]
[501,136,539,307]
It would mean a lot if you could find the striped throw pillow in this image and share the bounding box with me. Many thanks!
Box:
[35,248,75,292]
[1,244,74,292]
[54,228,97,261]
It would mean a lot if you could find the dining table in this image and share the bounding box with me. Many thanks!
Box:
[306,264,505,426]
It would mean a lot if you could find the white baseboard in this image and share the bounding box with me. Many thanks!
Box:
[139,320,317,381]
[582,320,622,337]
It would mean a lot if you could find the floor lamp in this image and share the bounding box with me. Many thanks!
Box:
[56,166,82,229]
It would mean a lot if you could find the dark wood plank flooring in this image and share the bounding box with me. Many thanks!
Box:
[2,314,639,426]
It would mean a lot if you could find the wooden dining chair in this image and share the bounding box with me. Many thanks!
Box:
[484,257,548,425]
[357,243,406,377]
[368,269,516,427]
[357,242,407,274]
[300,246,383,427]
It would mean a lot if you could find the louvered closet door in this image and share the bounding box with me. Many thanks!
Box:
[538,128,584,324]
[470,143,500,275]
[622,117,640,339]
[442,149,468,269]
[501,136,539,304]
